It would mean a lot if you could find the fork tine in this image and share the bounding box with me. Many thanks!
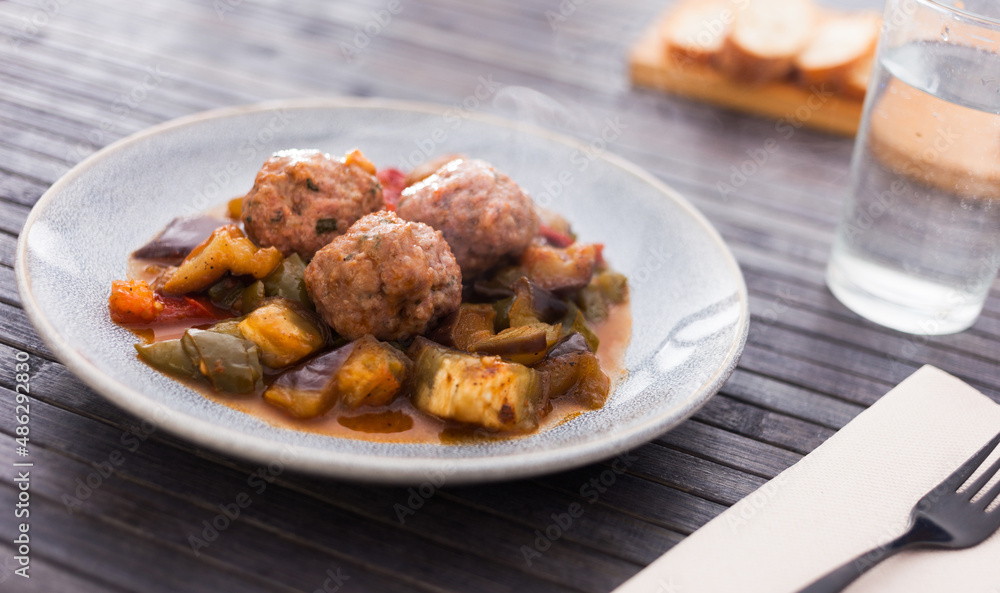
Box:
[965,446,1000,501]
[940,431,1000,493]
[974,472,1000,512]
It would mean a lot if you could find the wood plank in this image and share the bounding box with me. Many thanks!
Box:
[0,266,20,306]
[720,368,864,429]
[0,171,47,207]
[0,436,443,593]
[0,481,294,593]
[626,444,767,506]
[0,543,132,593]
[0,231,18,268]
[655,420,802,479]
[0,302,56,360]
[441,481,684,565]
[695,395,835,455]
[536,465,727,536]
[0,198,29,236]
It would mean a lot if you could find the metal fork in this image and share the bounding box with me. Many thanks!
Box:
[797,431,1000,593]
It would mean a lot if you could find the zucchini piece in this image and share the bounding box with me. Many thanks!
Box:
[263,335,410,418]
[181,329,263,394]
[430,303,496,351]
[408,337,544,432]
[237,298,327,368]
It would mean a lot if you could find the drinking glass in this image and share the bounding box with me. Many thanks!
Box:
[825,0,1000,335]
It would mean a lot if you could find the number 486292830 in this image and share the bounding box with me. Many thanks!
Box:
[14,351,30,453]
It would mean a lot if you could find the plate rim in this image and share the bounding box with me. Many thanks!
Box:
[15,96,749,484]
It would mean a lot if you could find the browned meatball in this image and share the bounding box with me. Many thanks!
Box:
[242,149,383,260]
[396,159,539,277]
[304,211,462,341]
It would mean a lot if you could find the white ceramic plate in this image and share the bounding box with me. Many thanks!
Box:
[16,98,748,484]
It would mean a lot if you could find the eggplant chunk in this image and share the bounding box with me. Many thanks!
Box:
[264,335,410,418]
[132,214,230,264]
[263,347,352,419]
[163,225,283,295]
[508,277,568,327]
[519,243,598,293]
[534,333,609,409]
[238,298,327,368]
[408,337,544,432]
[430,303,496,351]
[469,323,557,366]
[335,335,411,408]
[181,329,263,394]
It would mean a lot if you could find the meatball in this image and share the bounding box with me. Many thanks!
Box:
[304,211,462,341]
[396,158,539,277]
[242,149,384,260]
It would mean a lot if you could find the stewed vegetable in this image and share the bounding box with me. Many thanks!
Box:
[163,225,283,294]
[263,335,410,419]
[237,298,327,368]
[408,337,545,432]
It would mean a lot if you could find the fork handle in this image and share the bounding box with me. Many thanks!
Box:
[795,530,918,593]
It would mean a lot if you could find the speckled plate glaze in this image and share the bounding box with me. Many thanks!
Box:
[16,98,748,484]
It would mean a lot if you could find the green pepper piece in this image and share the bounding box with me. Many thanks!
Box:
[263,253,312,307]
[241,281,266,314]
[594,270,628,304]
[493,296,513,332]
[206,276,245,310]
[576,284,609,323]
[562,309,600,353]
[135,340,201,380]
[206,317,244,337]
[181,329,263,394]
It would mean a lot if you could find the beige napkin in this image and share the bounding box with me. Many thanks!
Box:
[614,365,1000,593]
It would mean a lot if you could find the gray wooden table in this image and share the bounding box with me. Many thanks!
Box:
[1,0,998,591]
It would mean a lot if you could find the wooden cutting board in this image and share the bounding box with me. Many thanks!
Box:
[628,8,867,137]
